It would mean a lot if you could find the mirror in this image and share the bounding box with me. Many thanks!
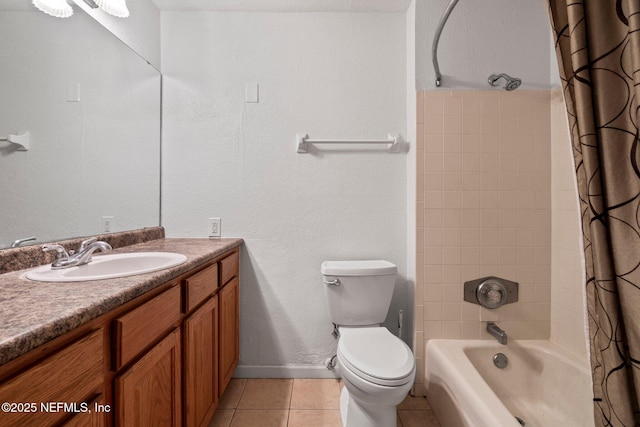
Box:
[0,2,161,249]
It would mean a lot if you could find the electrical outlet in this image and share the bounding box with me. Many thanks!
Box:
[102,216,114,233]
[208,217,221,237]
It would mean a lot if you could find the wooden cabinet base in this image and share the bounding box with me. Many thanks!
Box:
[0,329,104,427]
[184,296,219,427]
[219,277,239,395]
[0,246,240,427]
[115,329,182,427]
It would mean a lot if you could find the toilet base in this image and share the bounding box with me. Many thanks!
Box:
[340,385,397,427]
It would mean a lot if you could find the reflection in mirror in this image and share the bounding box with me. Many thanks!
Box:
[0,3,161,249]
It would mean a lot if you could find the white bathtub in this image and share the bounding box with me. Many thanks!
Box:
[425,340,594,427]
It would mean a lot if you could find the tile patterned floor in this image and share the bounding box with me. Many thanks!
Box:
[209,378,441,427]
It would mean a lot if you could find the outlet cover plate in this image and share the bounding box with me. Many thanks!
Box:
[208,217,221,237]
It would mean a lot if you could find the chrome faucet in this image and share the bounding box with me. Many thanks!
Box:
[486,322,508,345]
[42,238,112,269]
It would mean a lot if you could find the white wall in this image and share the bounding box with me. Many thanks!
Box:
[162,11,408,376]
[415,0,551,90]
[73,0,161,69]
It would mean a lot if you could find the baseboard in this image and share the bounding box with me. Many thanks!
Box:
[233,364,342,379]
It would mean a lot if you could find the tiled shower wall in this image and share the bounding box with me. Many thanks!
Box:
[414,89,552,394]
[549,88,588,360]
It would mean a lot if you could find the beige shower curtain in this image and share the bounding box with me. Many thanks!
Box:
[548,1,640,425]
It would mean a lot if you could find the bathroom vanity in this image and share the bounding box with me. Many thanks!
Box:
[0,232,241,427]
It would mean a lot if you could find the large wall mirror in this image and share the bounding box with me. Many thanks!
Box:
[0,2,161,249]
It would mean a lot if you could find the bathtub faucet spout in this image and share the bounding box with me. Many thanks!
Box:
[486,322,507,345]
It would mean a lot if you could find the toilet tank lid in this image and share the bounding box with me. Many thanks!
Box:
[321,260,397,276]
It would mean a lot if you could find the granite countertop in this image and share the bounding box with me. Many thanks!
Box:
[0,237,243,366]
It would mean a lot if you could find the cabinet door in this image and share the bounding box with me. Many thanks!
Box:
[218,277,239,395]
[115,328,181,427]
[0,329,104,427]
[183,296,218,427]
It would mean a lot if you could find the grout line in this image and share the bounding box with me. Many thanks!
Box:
[288,378,295,409]
[225,379,246,426]
[286,378,295,426]
[234,379,248,410]
[227,409,235,427]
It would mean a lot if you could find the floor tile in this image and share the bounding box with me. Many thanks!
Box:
[208,378,444,427]
[230,409,288,427]
[208,409,234,427]
[237,379,293,409]
[398,395,432,410]
[288,409,341,427]
[290,378,341,409]
[219,378,247,409]
[398,409,442,427]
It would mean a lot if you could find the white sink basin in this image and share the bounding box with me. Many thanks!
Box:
[25,252,188,282]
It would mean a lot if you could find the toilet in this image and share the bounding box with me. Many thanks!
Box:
[321,260,416,427]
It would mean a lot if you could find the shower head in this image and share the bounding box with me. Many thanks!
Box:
[488,73,522,91]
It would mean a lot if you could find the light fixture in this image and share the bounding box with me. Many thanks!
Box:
[84,0,129,18]
[32,0,73,18]
[32,0,129,18]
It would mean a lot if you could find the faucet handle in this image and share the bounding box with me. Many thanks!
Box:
[78,237,97,252]
[42,244,69,261]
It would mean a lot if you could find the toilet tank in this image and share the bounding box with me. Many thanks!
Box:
[321,260,397,326]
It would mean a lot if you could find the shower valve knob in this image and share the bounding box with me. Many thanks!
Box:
[463,276,518,309]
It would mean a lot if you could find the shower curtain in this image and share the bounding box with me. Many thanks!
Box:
[548,1,640,425]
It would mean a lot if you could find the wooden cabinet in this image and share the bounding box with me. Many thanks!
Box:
[0,246,240,427]
[115,329,182,427]
[219,252,239,287]
[183,264,218,312]
[218,278,239,395]
[61,394,108,427]
[0,329,104,427]
[183,296,218,427]
[114,285,182,370]
[113,249,239,427]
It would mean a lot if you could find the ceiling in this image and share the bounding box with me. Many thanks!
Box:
[0,0,30,11]
[151,0,412,13]
[0,0,411,13]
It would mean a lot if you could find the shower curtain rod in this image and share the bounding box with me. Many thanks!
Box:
[432,0,460,88]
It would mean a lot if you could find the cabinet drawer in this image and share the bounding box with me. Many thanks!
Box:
[114,285,181,369]
[0,329,104,427]
[183,263,218,313]
[219,251,239,286]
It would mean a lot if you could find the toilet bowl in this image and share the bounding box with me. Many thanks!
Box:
[321,260,416,427]
[337,326,415,427]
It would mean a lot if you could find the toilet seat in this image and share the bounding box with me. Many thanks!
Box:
[338,327,415,387]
